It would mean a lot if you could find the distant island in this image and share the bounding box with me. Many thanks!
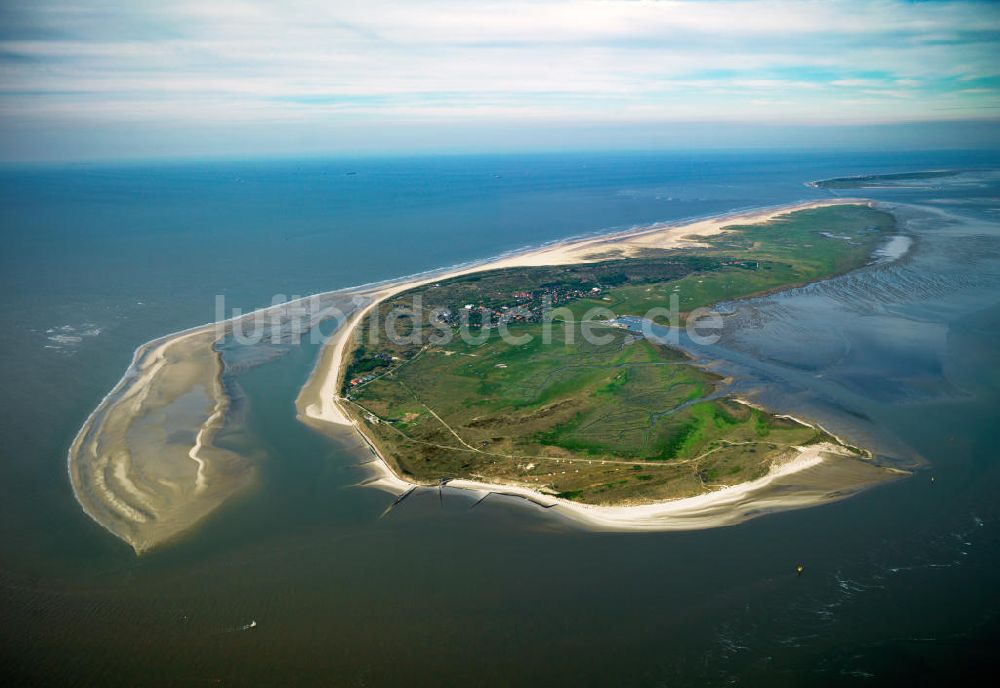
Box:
[808,170,961,189]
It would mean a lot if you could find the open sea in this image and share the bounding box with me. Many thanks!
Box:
[1,150,999,686]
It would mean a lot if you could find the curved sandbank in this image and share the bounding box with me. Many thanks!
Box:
[68,326,248,553]
[68,296,348,553]
[71,198,896,553]
[297,198,903,530]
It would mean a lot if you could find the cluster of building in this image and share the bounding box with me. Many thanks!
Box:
[349,373,378,388]
[722,259,759,269]
[436,285,603,329]
[349,285,608,391]
[347,351,393,388]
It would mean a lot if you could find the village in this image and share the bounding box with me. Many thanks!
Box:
[346,284,606,390]
[434,283,605,329]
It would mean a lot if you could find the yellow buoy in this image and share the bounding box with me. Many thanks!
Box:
[796,564,804,576]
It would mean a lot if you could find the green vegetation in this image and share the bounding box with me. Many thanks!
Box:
[343,255,724,386]
[565,204,896,319]
[341,204,892,504]
[347,323,824,503]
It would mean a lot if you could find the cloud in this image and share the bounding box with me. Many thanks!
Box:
[1,0,999,159]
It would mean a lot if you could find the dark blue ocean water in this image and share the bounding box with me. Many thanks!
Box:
[1,150,999,686]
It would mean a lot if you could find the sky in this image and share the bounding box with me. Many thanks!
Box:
[1,0,999,161]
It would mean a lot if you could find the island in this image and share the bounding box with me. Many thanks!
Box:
[297,199,905,530]
[70,198,907,553]
[808,170,961,189]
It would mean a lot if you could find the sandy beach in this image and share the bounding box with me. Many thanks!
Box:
[68,293,358,552]
[67,327,252,553]
[444,442,901,531]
